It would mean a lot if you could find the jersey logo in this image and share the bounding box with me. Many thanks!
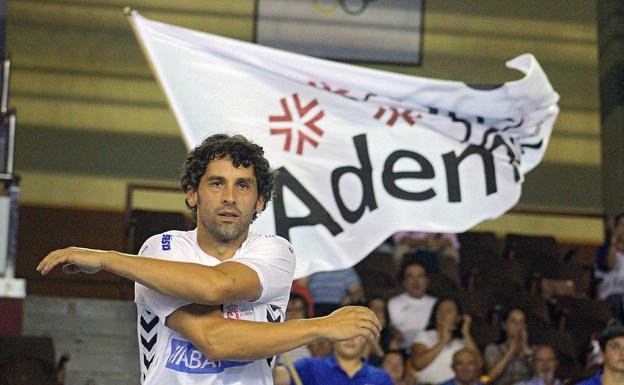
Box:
[166,338,251,374]
[139,310,159,379]
[265,304,284,367]
[223,303,255,320]
[161,234,172,250]
[266,304,283,323]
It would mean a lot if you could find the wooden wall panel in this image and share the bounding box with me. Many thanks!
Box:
[16,205,130,299]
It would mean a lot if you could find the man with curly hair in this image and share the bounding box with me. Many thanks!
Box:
[575,324,624,385]
[38,134,381,385]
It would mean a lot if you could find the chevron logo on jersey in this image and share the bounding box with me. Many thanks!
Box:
[266,304,283,323]
[265,304,284,366]
[139,310,159,380]
[166,338,251,374]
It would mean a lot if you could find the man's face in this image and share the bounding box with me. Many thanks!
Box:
[402,264,428,298]
[186,156,264,244]
[453,351,481,384]
[603,336,624,374]
[334,336,368,360]
[532,346,558,382]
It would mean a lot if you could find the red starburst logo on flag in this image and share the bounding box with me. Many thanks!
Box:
[374,107,422,127]
[269,93,325,155]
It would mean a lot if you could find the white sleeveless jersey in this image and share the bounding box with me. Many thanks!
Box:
[134,229,296,385]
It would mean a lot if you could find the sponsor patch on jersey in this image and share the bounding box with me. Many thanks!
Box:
[165,338,251,374]
[161,234,172,251]
[223,303,255,320]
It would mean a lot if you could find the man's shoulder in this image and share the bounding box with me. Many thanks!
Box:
[575,379,600,385]
[574,371,602,385]
[363,363,393,381]
[244,232,293,247]
[388,292,408,306]
[139,229,196,259]
[422,294,437,303]
[239,232,296,258]
[438,379,456,385]
[294,355,330,370]
[388,293,436,307]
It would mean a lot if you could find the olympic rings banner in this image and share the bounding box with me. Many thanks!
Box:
[129,11,559,278]
[254,0,423,65]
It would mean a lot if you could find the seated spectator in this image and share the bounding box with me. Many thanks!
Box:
[301,267,364,317]
[381,350,417,385]
[485,308,532,385]
[366,296,404,366]
[393,232,460,284]
[575,324,624,385]
[513,345,561,385]
[273,336,393,385]
[291,281,315,318]
[410,297,479,384]
[595,213,624,322]
[439,348,485,385]
[277,292,313,365]
[388,261,437,352]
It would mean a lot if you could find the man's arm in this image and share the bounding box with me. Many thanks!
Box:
[37,247,261,305]
[166,304,381,361]
[411,340,447,370]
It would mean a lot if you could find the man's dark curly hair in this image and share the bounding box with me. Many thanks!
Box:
[181,134,277,222]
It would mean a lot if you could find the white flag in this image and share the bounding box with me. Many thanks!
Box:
[129,11,559,278]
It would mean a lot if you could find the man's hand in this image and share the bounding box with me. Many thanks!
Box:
[37,247,110,275]
[316,306,381,342]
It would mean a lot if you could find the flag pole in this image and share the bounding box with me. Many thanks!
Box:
[280,352,304,385]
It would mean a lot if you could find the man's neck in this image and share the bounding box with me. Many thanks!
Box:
[603,368,624,385]
[196,229,247,261]
[407,292,425,300]
[336,355,363,378]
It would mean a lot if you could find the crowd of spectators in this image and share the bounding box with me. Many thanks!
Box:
[274,211,624,385]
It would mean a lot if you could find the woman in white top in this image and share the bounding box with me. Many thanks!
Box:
[410,297,480,384]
